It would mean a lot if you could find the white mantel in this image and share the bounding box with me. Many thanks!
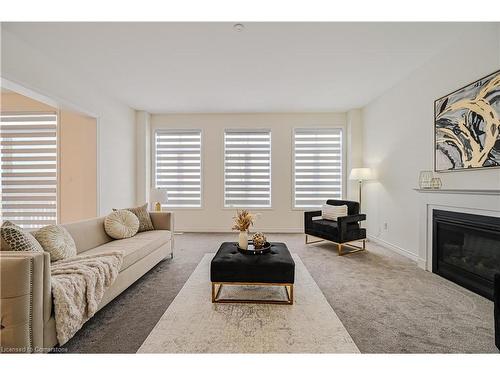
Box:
[413,188,500,195]
[415,188,500,271]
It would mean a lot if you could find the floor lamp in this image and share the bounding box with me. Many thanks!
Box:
[348,168,372,210]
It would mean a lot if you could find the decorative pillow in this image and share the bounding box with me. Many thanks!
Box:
[322,204,348,221]
[1,221,44,252]
[34,225,77,262]
[104,210,140,239]
[113,203,154,232]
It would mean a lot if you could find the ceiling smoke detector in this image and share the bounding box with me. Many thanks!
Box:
[233,23,245,32]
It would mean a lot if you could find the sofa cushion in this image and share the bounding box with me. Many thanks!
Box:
[63,217,112,254]
[312,219,340,235]
[80,230,171,271]
[34,225,77,262]
[104,210,140,240]
[311,219,360,235]
[114,203,154,233]
[1,221,44,253]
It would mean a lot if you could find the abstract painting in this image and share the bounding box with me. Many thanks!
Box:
[434,70,500,171]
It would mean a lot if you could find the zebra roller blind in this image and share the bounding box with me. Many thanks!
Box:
[224,129,271,208]
[154,129,202,208]
[293,128,343,208]
[0,113,58,229]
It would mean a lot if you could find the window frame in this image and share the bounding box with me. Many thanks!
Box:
[152,128,203,209]
[223,128,272,209]
[291,127,344,210]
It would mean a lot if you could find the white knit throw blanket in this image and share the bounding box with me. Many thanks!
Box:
[51,251,124,345]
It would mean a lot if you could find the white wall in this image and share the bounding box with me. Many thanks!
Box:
[362,24,500,260]
[136,111,151,206]
[346,109,364,202]
[1,28,136,214]
[150,113,347,232]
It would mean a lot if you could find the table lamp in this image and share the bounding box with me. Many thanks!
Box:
[150,188,168,212]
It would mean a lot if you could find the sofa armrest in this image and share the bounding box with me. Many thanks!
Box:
[337,214,366,225]
[149,211,174,231]
[304,210,322,233]
[0,251,51,353]
[304,210,322,222]
[337,214,367,242]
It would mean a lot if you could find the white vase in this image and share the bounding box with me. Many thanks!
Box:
[238,231,248,249]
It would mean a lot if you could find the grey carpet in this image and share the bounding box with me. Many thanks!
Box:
[61,233,497,353]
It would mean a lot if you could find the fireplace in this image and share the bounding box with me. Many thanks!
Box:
[433,209,500,301]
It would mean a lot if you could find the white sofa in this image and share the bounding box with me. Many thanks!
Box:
[0,211,174,352]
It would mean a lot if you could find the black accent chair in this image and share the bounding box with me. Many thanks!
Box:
[495,273,499,351]
[304,199,367,255]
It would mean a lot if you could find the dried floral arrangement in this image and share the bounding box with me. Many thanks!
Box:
[232,209,254,232]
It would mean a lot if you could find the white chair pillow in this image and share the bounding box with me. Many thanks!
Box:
[104,210,140,239]
[322,204,348,221]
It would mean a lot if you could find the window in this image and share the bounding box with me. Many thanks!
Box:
[154,129,202,208]
[293,128,342,208]
[0,113,58,229]
[224,129,271,208]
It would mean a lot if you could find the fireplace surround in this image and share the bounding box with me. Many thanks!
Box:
[432,209,500,300]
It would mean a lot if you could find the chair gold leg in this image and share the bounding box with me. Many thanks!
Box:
[339,240,367,255]
[305,234,323,244]
[306,235,366,256]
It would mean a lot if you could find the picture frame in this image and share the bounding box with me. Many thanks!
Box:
[434,69,500,172]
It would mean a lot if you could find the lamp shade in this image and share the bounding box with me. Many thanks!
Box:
[349,168,372,181]
[150,188,168,204]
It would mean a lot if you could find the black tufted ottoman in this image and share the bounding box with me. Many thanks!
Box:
[210,242,295,305]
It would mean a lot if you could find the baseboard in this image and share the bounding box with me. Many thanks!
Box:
[175,227,304,234]
[367,234,424,264]
[417,258,428,270]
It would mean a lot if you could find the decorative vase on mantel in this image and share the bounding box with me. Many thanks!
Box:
[239,231,248,249]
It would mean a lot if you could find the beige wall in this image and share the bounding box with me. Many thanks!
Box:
[59,111,98,223]
[1,91,56,112]
[149,113,347,233]
[1,91,98,224]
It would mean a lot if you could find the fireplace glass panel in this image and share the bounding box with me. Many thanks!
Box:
[436,222,500,282]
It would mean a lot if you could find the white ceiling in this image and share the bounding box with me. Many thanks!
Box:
[2,22,480,113]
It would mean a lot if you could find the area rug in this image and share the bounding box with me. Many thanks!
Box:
[138,253,359,353]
